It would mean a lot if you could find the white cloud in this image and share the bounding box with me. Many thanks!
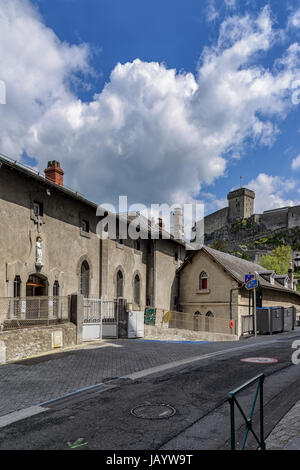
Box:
[288,8,300,29]
[247,173,299,213]
[224,0,236,9]
[292,154,300,170]
[0,2,300,212]
[206,1,219,23]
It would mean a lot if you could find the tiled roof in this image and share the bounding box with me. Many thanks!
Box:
[178,245,300,296]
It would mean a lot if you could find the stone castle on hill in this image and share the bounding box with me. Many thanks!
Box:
[194,188,300,267]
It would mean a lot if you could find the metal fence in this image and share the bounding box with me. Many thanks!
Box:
[0,296,70,330]
[168,311,236,335]
[228,373,265,450]
[83,298,102,323]
[83,298,127,339]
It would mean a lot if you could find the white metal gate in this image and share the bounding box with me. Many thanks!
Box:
[82,298,102,341]
[101,299,119,338]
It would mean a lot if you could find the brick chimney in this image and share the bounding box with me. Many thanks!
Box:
[44,161,64,186]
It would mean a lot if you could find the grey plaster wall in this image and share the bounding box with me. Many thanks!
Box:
[0,165,101,299]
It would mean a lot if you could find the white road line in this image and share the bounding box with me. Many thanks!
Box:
[0,336,289,429]
[0,406,49,429]
[123,339,280,380]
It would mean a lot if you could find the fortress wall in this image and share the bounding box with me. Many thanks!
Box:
[204,207,228,235]
[288,206,300,229]
[260,208,288,231]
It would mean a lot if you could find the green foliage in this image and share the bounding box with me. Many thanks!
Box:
[211,239,227,252]
[259,245,291,274]
[241,253,249,260]
[253,237,269,245]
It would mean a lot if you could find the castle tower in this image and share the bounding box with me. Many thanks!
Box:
[227,188,255,222]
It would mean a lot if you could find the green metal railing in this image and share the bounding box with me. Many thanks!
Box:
[228,373,265,450]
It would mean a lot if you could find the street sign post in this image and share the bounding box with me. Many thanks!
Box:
[245,274,259,336]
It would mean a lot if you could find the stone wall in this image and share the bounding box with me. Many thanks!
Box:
[204,207,228,236]
[260,208,289,231]
[0,323,76,363]
[101,238,147,308]
[154,239,184,311]
[288,206,300,229]
[179,249,239,322]
[144,324,239,342]
[0,165,101,299]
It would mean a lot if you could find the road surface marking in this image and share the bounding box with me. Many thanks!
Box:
[241,357,278,364]
[122,339,280,380]
[0,335,294,429]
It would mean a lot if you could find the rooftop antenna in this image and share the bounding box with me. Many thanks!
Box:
[240,176,242,188]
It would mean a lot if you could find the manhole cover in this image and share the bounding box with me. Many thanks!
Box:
[131,404,176,420]
[240,357,278,364]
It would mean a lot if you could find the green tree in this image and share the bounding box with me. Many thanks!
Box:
[259,245,291,274]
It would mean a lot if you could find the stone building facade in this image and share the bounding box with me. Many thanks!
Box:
[0,155,186,313]
[177,246,300,337]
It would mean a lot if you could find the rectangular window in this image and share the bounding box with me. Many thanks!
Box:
[33,201,43,217]
[81,219,90,233]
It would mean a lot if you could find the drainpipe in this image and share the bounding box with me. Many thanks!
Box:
[153,240,156,308]
[99,237,102,299]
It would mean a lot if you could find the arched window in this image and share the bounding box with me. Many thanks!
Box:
[53,281,60,316]
[13,276,22,316]
[116,270,123,298]
[194,311,201,316]
[199,271,208,290]
[14,276,21,298]
[26,274,48,296]
[206,311,214,317]
[53,281,59,297]
[80,261,90,298]
[133,274,140,305]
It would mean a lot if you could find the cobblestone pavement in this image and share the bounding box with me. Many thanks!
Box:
[0,332,298,420]
[0,338,223,416]
[266,400,300,450]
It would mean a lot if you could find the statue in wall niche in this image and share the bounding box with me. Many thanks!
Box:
[36,237,43,267]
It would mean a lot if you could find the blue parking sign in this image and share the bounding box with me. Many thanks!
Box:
[246,279,258,290]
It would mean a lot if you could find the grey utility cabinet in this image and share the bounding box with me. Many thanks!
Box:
[283,306,296,332]
[256,307,284,335]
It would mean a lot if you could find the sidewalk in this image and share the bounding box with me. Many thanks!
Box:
[266,400,300,450]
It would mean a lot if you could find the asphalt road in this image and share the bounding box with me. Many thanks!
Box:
[0,332,299,450]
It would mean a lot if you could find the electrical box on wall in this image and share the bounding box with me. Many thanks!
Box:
[52,330,63,348]
[128,311,144,338]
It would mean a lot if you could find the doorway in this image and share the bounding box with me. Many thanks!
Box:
[26,274,49,319]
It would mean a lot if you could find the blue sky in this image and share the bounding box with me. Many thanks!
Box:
[1,0,300,219]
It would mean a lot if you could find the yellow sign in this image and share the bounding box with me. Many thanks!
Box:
[163,311,171,323]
